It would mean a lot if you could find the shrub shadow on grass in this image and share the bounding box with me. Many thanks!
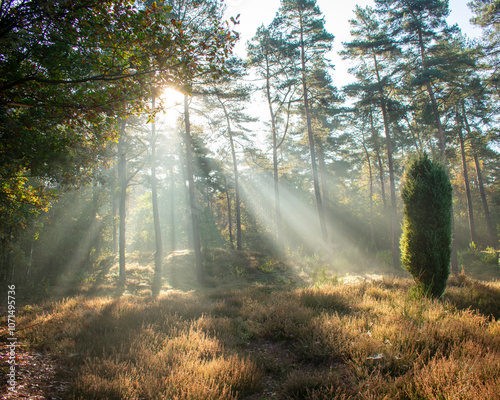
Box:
[164,248,307,292]
[446,275,500,319]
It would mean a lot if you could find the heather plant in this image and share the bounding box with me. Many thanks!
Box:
[8,250,500,399]
[400,153,453,297]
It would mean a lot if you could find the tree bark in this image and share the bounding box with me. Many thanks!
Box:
[370,110,390,247]
[184,94,204,284]
[456,108,477,245]
[299,11,328,243]
[218,97,243,250]
[228,125,242,251]
[112,164,118,255]
[462,104,497,248]
[151,89,163,297]
[472,150,497,248]
[117,121,127,288]
[264,52,284,250]
[376,150,387,212]
[224,177,234,248]
[373,53,398,268]
[169,164,176,252]
[362,133,375,247]
[317,141,331,223]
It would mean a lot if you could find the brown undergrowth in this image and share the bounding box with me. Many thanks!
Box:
[2,250,500,399]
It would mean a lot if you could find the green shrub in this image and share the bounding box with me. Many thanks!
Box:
[400,153,452,298]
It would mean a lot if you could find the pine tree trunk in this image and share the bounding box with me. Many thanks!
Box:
[373,53,398,268]
[462,104,497,248]
[112,164,118,255]
[86,178,101,266]
[117,121,127,288]
[376,151,387,210]
[472,150,497,248]
[362,138,375,247]
[375,150,392,246]
[224,177,234,248]
[229,131,242,251]
[184,94,204,284]
[317,141,331,223]
[219,98,242,251]
[265,56,284,250]
[169,164,176,252]
[299,12,328,243]
[151,90,163,297]
[370,109,390,245]
[178,141,193,250]
[456,109,477,245]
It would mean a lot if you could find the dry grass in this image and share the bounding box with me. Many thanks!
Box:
[4,250,500,399]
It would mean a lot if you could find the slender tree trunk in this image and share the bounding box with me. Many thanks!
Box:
[85,178,102,267]
[219,99,242,250]
[375,148,393,249]
[426,81,447,157]
[362,134,375,247]
[264,55,284,250]
[151,90,163,297]
[380,102,398,268]
[117,121,127,288]
[112,164,118,255]
[25,236,34,282]
[456,108,477,245]
[224,177,234,248]
[370,110,390,246]
[273,131,284,250]
[376,151,388,211]
[169,164,176,252]
[373,53,398,268]
[299,12,328,243]
[178,141,192,249]
[317,141,331,222]
[184,94,204,284]
[462,105,497,248]
[228,129,242,250]
[472,150,497,248]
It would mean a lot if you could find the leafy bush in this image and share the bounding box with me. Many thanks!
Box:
[400,153,452,298]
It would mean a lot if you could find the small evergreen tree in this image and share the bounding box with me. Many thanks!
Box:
[400,153,452,298]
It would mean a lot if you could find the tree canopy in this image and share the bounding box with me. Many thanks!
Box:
[0,0,237,229]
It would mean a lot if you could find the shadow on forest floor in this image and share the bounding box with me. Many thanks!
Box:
[2,248,499,399]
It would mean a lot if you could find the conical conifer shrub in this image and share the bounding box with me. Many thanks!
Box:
[400,153,452,297]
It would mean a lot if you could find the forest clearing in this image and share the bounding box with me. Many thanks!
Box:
[1,248,500,399]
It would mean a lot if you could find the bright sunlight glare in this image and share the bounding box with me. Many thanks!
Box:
[156,87,185,124]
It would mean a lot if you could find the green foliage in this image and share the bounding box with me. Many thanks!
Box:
[482,247,499,265]
[0,0,237,238]
[400,153,452,297]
